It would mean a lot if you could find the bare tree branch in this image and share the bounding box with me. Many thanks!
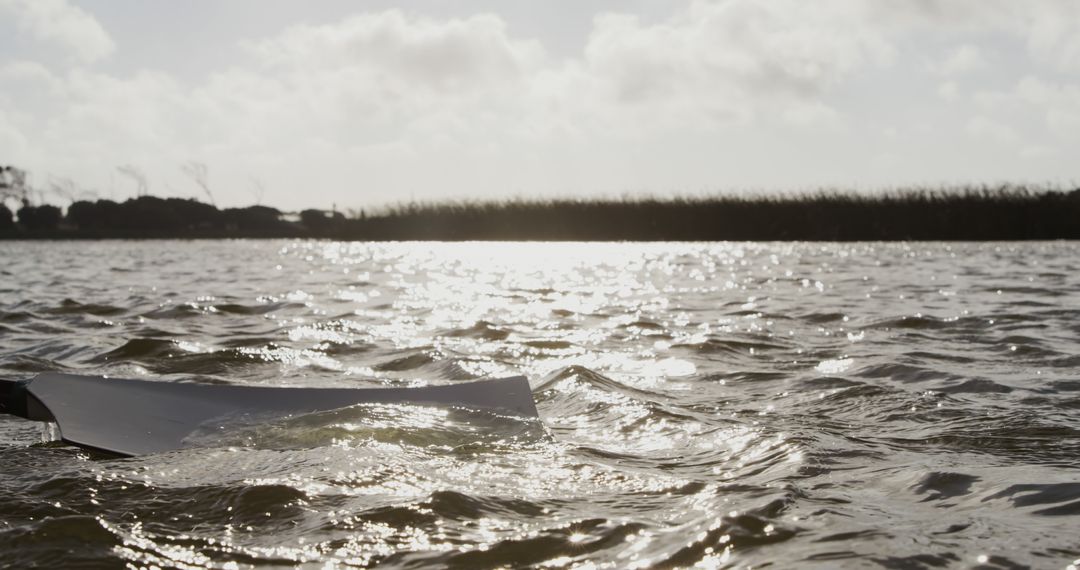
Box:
[116,165,149,198]
[250,177,266,206]
[181,161,215,206]
[48,177,77,204]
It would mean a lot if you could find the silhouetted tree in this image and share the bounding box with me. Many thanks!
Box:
[0,203,13,230]
[1,165,28,204]
[17,202,62,231]
[66,200,99,229]
[66,199,126,230]
[300,209,328,229]
[111,196,220,232]
[222,205,285,232]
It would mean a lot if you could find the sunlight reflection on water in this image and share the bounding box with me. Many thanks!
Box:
[2,240,1079,567]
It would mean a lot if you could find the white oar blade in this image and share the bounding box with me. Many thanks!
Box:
[26,373,538,456]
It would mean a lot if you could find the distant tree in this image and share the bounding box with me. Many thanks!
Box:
[66,200,98,229]
[166,196,220,229]
[0,203,13,230]
[108,195,220,232]
[67,199,125,230]
[300,209,328,229]
[1,165,29,203]
[223,205,284,231]
[17,202,62,231]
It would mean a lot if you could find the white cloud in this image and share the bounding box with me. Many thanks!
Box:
[877,0,1080,72]
[1015,77,1080,137]
[2,1,1080,208]
[929,44,985,76]
[1022,0,1080,72]
[967,116,1018,145]
[938,81,961,101]
[0,0,115,64]
[243,11,545,89]
[0,109,28,158]
[579,0,892,126]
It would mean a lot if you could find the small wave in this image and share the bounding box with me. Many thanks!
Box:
[216,484,310,523]
[902,350,975,364]
[620,319,666,330]
[0,515,120,567]
[88,339,279,375]
[373,351,435,372]
[138,304,203,319]
[799,311,848,324]
[875,419,1080,463]
[911,471,980,502]
[1047,380,1080,392]
[214,301,302,315]
[983,483,1080,516]
[654,505,797,567]
[699,370,788,384]
[441,320,510,341]
[92,338,178,361]
[2,355,72,374]
[317,340,376,357]
[44,299,127,317]
[801,376,866,389]
[421,490,547,520]
[533,365,663,402]
[870,553,963,567]
[0,309,37,323]
[522,339,574,350]
[864,314,953,330]
[979,285,1065,297]
[672,337,791,357]
[936,378,1014,394]
[431,518,647,568]
[854,362,965,384]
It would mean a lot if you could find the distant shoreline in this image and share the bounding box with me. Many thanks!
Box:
[3,186,1079,241]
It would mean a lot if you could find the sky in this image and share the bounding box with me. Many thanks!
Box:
[1,0,1079,211]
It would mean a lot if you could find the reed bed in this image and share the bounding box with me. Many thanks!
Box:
[3,185,1077,240]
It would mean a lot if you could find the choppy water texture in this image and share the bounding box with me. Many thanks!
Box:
[1,241,1079,569]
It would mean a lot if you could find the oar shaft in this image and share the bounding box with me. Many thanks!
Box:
[0,378,31,419]
[0,378,54,422]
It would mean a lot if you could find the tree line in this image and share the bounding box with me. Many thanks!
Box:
[0,194,348,237]
[3,163,1079,240]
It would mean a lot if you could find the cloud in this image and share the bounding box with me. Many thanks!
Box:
[0,0,115,63]
[243,11,545,90]
[0,109,28,157]
[1021,0,1080,72]
[969,75,1080,146]
[874,0,1080,72]
[1015,77,1080,137]
[967,116,1018,145]
[929,45,985,76]
[578,0,892,127]
[938,81,961,101]
[2,1,1080,208]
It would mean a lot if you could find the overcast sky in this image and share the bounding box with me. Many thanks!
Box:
[1,0,1079,210]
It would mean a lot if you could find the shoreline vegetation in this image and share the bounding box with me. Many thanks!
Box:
[2,183,1079,241]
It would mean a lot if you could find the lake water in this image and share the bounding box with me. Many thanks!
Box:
[1,240,1078,568]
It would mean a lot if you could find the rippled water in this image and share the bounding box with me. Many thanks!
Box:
[1,240,1079,568]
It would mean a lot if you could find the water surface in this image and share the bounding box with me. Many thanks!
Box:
[1,240,1078,568]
